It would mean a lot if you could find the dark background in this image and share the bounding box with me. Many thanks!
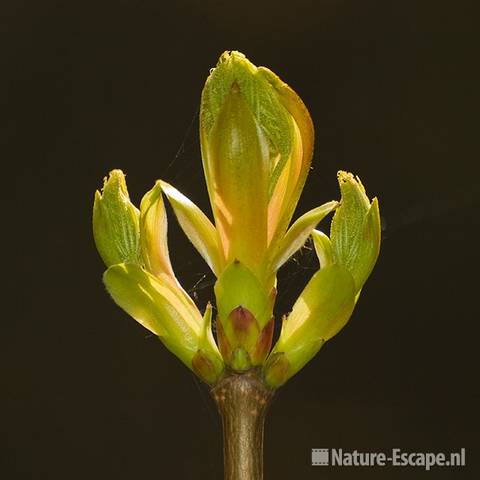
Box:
[3,1,478,479]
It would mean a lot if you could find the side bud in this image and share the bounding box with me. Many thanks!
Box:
[93,170,141,267]
[330,171,381,293]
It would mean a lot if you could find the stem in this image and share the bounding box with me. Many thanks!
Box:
[211,369,275,480]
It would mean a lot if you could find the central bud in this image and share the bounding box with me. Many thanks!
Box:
[201,51,313,372]
[214,260,275,371]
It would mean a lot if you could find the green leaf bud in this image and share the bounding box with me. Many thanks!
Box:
[330,171,381,292]
[93,170,140,267]
[214,260,273,367]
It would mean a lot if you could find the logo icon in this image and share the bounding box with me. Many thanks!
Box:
[312,448,329,466]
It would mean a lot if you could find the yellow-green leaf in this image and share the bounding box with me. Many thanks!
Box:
[160,180,224,276]
[192,303,224,384]
[203,80,269,270]
[200,51,314,273]
[139,181,174,278]
[103,263,202,368]
[311,230,334,269]
[258,66,315,245]
[270,201,337,271]
[269,264,355,384]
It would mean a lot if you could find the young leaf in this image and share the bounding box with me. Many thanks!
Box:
[258,66,315,246]
[139,181,174,278]
[160,180,224,276]
[267,264,355,385]
[269,201,337,271]
[203,80,270,270]
[311,230,334,269]
[103,263,202,368]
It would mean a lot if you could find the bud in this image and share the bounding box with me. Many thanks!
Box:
[93,54,382,392]
[231,347,252,372]
[92,170,140,267]
[200,51,314,277]
[214,260,272,369]
[229,306,259,345]
[265,172,379,386]
[94,174,224,385]
[330,171,381,293]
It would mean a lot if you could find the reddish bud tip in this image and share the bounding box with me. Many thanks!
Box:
[215,317,232,362]
[228,306,259,341]
[192,350,220,385]
[263,352,290,388]
[252,317,275,365]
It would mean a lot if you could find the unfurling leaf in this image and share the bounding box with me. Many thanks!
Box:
[265,264,355,387]
[200,51,314,276]
[270,200,338,271]
[160,180,224,277]
[311,230,334,270]
[139,181,174,278]
[104,263,221,382]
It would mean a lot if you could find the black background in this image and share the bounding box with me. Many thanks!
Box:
[3,1,479,479]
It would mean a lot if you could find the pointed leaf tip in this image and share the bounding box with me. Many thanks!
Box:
[271,200,338,271]
[311,230,334,270]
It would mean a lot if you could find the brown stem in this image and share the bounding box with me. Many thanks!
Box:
[211,369,275,480]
